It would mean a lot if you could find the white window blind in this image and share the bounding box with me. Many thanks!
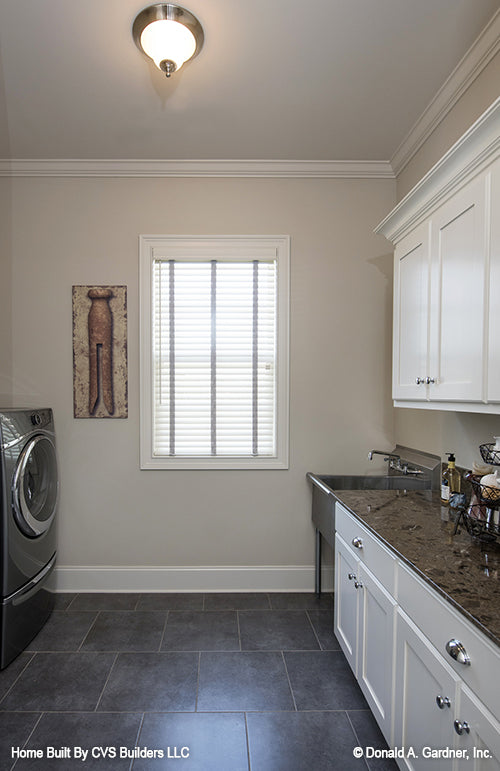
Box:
[140,236,289,470]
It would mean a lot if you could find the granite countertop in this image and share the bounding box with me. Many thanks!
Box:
[331,488,500,648]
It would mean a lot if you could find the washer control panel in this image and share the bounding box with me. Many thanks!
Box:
[30,410,51,429]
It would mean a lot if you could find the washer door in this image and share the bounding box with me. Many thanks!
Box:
[12,434,58,537]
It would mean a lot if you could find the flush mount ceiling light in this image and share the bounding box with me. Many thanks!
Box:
[132,3,204,77]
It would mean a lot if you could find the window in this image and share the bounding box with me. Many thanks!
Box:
[140,236,289,469]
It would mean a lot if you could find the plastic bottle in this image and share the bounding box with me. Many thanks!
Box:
[440,453,461,505]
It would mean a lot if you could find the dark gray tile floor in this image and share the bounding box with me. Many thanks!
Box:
[0,592,397,771]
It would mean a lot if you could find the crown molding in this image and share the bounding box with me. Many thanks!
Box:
[0,158,394,179]
[391,8,500,177]
[376,96,500,243]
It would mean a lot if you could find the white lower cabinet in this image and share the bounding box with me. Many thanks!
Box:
[334,503,500,770]
[356,561,397,740]
[454,687,500,771]
[335,533,359,672]
[394,608,461,770]
[334,527,396,741]
[394,609,500,769]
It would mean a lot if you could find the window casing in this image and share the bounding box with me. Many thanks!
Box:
[140,236,289,469]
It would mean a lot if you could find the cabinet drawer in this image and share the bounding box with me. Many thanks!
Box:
[397,561,500,719]
[335,503,396,595]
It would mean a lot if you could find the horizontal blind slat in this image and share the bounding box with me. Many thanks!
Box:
[153,257,276,457]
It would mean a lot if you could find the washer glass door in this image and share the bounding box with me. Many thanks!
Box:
[13,435,58,537]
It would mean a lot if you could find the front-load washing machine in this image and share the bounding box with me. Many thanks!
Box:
[0,408,58,668]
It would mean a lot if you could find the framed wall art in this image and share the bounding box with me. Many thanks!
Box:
[72,285,128,418]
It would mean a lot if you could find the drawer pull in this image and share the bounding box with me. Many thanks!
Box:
[351,537,363,549]
[354,581,363,589]
[446,639,471,666]
[436,695,451,709]
[454,720,470,736]
[348,573,356,581]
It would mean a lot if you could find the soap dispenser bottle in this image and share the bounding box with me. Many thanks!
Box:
[440,453,461,505]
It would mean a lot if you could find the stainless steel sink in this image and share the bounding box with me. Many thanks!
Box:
[306,472,432,564]
[316,474,431,492]
[307,447,440,596]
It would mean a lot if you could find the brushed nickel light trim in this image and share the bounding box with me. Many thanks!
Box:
[133,3,204,77]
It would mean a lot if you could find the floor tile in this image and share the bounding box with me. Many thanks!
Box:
[247,711,366,771]
[284,651,368,710]
[306,610,340,650]
[136,593,204,611]
[26,611,97,651]
[238,610,320,651]
[161,611,239,651]
[81,611,166,651]
[51,593,77,610]
[268,592,334,610]
[0,591,396,770]
[0,652,115,712]
[68,593,140,611]
[13,712,143,770]
[97,652,198,712]
[197,652,294,711]
[0,652,34,701]
[134,712,249,770]
[203,593,270,610]
[0,712,40,771]
[348,710,399,771]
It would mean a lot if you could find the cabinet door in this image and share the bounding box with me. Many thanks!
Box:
[428,174,487,402]
[488,158,500,402]
[334,534,359,674]
[394,609,461,771]
[393,222,431,400]
[357,563,396,743]
[455,686,500,770]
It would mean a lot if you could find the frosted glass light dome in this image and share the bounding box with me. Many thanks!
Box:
[140,19,196,73]
[133,4,204,78]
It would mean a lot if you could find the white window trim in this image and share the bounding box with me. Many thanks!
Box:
[139,235,290,470]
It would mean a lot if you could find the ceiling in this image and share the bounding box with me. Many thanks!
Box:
[0,0,498,163]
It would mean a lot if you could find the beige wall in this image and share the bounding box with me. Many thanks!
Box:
[394,52,500,470]
[9,176,395,583]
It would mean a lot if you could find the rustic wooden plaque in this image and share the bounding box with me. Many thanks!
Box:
[72,285,128,418]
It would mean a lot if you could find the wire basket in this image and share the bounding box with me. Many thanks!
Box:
[479,443,500,467]
[459,473,500,542]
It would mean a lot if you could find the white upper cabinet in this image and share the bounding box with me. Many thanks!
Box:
[393,222,431,400]
[377,97,500,413]
[428,173,487,402]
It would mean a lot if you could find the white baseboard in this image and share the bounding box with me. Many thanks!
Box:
[52,565,334,593]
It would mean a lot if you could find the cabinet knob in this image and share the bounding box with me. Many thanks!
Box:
[425,377,435,385]
[454,720,470,736]
[445,639,471,666]
[351,537,363,549]
[354,581,363,589]
[436,695,451,709]
[415,377,425,384]
[348,573,356,581]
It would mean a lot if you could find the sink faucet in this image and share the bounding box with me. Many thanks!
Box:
[368,449,423,476]
[367,450,400,462]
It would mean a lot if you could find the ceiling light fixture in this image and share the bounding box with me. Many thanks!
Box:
[132,3,204,77]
